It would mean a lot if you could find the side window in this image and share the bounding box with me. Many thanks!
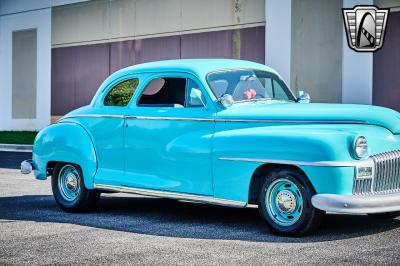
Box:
[104,79,138,106]
[138,77,206,108]
[186,79,206,107]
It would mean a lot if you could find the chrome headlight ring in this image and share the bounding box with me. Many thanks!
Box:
[353,136,368,159]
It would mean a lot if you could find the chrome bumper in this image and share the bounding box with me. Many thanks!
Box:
[311,193,400,214]
[21,159,34,174]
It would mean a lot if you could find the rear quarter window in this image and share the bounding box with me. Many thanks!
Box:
[104,79,139,106]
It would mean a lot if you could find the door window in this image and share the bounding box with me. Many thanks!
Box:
[138,77,206,108]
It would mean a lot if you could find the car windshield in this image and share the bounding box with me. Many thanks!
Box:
[207,69,295,103]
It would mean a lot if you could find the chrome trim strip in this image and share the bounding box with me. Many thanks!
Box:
[62,114,125,119]
[312,192,400,214]
[219,157,372,167]
[126,116,213,122]
[62,114,368,125]
[94,184,247,208]
[215,119,367,124]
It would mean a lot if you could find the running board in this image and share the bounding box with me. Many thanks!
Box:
[94,184,247,208]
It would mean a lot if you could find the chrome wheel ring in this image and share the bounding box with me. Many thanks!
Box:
[58,165,81,201]
[265,178,304,227]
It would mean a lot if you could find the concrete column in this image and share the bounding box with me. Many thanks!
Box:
[342,0,373,104]
[265,0,292,87]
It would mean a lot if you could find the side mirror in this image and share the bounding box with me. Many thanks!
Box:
[190,88,207,107]
[297,90,311,103]
[219,94,234,108]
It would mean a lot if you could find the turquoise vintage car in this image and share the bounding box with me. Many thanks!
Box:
[22,59,400,236]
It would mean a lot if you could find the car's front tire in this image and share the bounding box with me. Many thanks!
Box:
[258,167,323,236]
[52,162,100,212]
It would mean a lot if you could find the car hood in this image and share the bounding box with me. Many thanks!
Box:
[217,102,400,134]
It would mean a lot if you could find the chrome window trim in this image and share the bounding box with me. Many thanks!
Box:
[94,184,247,208]
[218,157,373,167]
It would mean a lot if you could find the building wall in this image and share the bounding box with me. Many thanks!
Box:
[51,26,265,115]
[0,8,51,131]
[342,0,373,105]
[52,0,265,47]
[291,0,343,103]
[51,0,266,115]
[373,11,400,110]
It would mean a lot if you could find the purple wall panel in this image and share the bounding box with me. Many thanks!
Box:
[51,43,109,115]
[373,12,400,111]
[240,26,265,64]
[134,36,181,64]
[110,40,136,74]
[52,26,266,115]
[51,46,77,116]
[74,43,110,109]
[181,30,233,59]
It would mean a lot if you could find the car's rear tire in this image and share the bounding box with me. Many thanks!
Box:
[258,167,324,236]
[51,162,100,212]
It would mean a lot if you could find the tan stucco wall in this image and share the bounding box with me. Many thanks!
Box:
[291,0,343,103]
[52,0,265,47]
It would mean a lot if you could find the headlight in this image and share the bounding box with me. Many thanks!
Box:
[354,136,368,159]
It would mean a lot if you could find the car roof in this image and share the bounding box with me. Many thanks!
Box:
[91,59,282,106]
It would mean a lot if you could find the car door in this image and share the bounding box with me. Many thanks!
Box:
[123,73,215,195]
[88,77,138,186]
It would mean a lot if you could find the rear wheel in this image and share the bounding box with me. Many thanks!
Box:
[258,167,323,236]
[52,163,100,212]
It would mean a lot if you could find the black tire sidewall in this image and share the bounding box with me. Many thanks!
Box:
[258,168,320,236]
[51,163,90,211]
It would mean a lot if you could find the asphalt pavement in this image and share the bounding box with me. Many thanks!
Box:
[1,152,400,265]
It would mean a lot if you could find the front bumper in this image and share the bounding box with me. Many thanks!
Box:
[312,193,400,214]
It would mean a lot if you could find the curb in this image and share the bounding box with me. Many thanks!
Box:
[0,144,33,153]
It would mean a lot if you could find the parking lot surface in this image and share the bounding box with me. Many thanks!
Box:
[1,165,400,265]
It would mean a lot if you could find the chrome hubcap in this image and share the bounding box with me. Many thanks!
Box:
[58,165,81,201]
[265,178,304,227]
[275,190,297,214]
[66,173,78,191]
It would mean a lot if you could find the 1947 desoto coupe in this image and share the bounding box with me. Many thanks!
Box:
[22,59,400,236]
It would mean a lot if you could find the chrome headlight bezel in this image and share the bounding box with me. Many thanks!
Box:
[353,136,368,159]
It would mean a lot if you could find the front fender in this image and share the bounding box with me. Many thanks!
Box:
[32,122,97,189]
[211,125,358,202]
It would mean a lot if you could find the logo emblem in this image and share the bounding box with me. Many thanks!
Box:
[342,5,389,52]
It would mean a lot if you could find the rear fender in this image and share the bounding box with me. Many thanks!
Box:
[32,122,97,189]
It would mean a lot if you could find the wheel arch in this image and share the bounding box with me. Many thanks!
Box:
[248,163,315,204]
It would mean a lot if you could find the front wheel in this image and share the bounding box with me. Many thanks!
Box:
[258,168,323,236]
[52,163,100,212]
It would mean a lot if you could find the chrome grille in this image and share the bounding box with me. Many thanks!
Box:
[353,150,400,195]
[353,178,373,195]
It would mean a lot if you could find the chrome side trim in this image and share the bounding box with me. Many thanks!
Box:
[312,193,400,214]
[215,119,367,124]
[62,114,368,125]
[219,157,371,167]
[62,114,125,119]
[94,184,247,208]
[126,116,213,122]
